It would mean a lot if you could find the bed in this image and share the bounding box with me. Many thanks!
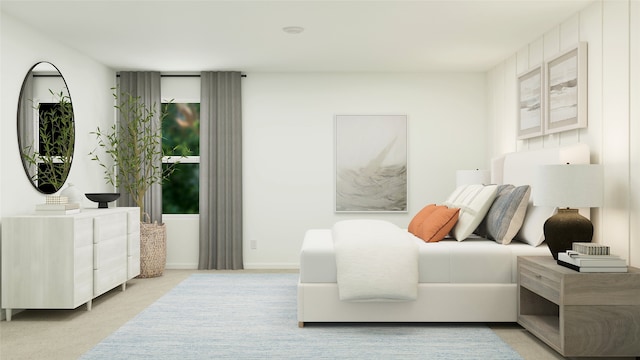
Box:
[297,144,591,327]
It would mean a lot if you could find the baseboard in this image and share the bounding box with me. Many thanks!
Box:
[163,262,299,270]
[243,262,299,270]
[165,263,198,270]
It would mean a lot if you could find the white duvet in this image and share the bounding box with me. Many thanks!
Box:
[332,219,418,301]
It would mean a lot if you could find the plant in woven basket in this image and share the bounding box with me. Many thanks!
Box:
[89,88,186,221]
[90,89,189,278]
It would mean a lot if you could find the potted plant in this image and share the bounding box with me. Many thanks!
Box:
[90,89,185,277]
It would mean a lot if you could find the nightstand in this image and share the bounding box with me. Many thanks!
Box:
[517,256,640,357]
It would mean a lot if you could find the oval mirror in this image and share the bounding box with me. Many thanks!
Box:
[17,62,75,194]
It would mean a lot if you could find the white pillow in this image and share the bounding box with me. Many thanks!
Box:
[443,184,498,241]
[514,204,555,246]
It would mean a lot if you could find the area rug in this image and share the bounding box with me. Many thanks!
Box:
[81,273,523,359]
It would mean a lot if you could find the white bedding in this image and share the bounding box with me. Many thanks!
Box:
[297,144,589,325]
[332,220,418,301]
[300,229,550,284]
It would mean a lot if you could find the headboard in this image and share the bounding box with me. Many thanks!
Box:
[491,143,590,246]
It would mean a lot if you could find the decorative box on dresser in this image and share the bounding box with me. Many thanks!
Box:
[1,207,140,321]
[517,256,640,357]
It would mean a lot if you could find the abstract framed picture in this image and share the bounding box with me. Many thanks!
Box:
[545,42,587,134]
[334,114,408,213]
[517,65,544,139]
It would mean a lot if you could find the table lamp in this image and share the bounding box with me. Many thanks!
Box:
[534,164,603,259]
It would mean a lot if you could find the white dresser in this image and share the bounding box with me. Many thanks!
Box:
[1,207,140,321]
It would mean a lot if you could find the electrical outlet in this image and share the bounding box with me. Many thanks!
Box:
[250,240,257,250]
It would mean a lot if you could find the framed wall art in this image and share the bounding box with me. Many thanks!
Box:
[334,114,407,213]
[517,65,544,139]
[545,42,587,134]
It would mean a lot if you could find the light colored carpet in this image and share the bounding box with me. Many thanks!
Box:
[1,270,573,360]
[80,273,524,359]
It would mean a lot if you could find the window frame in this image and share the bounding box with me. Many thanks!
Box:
[161,99,201,216]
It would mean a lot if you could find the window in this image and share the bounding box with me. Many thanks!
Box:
[32,99,74,193]
[38,102,67,154]
[162,102,200,214]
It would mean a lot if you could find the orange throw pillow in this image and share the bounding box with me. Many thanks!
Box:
[408,204,437,235]
[416,207,460,242]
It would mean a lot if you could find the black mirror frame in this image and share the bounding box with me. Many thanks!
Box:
[17,61,75,194]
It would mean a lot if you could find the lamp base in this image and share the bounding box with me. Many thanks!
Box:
[543,208,593,260]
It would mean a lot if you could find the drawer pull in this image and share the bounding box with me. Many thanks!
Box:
[535,274,542,279]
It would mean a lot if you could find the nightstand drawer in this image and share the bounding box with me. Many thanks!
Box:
[519,258,561,304]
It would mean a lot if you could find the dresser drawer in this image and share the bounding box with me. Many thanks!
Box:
[94,235,127,269]
[127,209,140,233]
[519,259,561,304]
[94,265,127,297]
[128,231,140,255]
[94,212,127,243]
[74,218,94,248]
[128,255,141,279]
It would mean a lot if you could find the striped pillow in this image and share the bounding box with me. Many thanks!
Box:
[443,184,498,241]
[479,184,531,244]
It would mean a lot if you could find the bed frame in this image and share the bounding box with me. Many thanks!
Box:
[297,144,590,327]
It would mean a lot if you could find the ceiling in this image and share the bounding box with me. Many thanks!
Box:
[1,0,594,73]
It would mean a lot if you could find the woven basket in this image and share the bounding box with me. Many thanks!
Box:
[137,216,166,278]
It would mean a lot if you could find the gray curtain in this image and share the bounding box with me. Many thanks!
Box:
[199,71,243,270]
[118,72,163,224]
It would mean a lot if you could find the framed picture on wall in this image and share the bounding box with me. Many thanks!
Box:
[545,42,588,134]
[334,114,408,213]
[517,65,544,139]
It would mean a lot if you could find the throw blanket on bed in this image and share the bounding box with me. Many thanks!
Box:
[332,219,418,301]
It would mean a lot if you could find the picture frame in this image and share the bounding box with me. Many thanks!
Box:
[334,114,408,213]
[545,42,587,134]
[517,65,544,139]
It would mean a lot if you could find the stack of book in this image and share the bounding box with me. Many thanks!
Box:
[35,196,80,215]
[557,243,627,273]
[572,242,610,255]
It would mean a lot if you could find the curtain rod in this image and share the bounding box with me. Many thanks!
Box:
[115,74,247,78]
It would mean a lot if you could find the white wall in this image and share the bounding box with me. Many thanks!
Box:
[4,1,633,273]
[1,13,117,216]
[631,0,640,271]
[165,72,488,269]
[0,11,4,239]
[0,13,116,319]
[486,0,639,267]
[240,72,487,268]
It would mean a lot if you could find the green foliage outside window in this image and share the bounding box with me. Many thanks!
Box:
[162,163,199,214]
[162,103,200,214]
[162,103,200,156]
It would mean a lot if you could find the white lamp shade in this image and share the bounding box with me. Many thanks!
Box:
[533,164,603,208]
[456,169,490,187]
